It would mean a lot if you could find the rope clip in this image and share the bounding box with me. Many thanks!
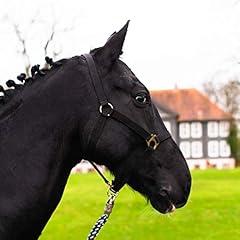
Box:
[104,187,118,215]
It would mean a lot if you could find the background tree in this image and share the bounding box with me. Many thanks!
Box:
[5,14,74,77]
[203,79,240,116]
[227,121,240,165]
[12,23,31,77]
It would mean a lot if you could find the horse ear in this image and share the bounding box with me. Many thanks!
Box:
[93,20,130,72]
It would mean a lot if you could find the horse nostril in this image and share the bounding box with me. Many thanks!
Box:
[159,189,168,197]
[159,185,172,197]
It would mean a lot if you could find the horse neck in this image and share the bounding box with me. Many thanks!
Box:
[0,57,91,238]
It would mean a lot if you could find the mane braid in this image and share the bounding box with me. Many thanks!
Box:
[0,57,65,110]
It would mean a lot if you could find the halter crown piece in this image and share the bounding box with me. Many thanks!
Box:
[83,53,171,239]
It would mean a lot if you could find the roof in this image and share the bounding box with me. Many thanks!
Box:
[150,88,232,122]
[153,101,179,118]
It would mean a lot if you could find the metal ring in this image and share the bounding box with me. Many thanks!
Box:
[99,102,114,117]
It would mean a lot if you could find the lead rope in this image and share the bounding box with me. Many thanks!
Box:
[86,161,120,240]
[87,188,118,240]
[88,161,111,187]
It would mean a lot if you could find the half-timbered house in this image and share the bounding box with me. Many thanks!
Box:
[151,88,235,169]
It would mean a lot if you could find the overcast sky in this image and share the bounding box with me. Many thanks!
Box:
[1,0,240,90]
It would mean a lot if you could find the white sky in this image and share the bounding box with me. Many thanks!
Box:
[1,0,240,90]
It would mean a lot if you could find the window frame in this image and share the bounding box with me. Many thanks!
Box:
[179,122,190,139]
[219,140,231,157]
[207,121,219,138]
[191,122,202,138]
[191,141,203,158]
[180,141,191,158]
[208,140,219,158]
[219,121,230,138]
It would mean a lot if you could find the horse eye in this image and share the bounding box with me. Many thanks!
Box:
[135,94,148,104]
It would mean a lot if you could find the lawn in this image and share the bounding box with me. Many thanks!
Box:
[40,169,240,240]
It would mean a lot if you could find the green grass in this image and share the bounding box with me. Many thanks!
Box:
[40,169,240,239]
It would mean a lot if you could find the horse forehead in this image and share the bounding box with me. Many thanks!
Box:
[113,61,144,90]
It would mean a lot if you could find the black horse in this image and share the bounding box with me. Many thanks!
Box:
[0,21,191,239]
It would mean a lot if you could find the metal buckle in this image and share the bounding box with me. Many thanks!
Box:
[99,102,114,117]
[146,133,159,150]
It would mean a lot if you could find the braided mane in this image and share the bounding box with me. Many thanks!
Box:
[0,57,64,112]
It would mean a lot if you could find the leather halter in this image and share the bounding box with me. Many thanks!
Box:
[83,54,171,156]
[83,54,170,151]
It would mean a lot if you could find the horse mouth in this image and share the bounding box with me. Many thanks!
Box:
[149,191,176,214]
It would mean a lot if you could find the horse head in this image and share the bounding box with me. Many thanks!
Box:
[81,21,191,214]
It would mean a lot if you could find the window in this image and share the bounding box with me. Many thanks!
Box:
[179,123,190,139]
[207,122,219,138]
[191,122,202,138]
[191,141,203,158]
[219,140,231,157]
[180,141,191,158]
[219,121,230,138]
[208,141,219,157]
[163,121,171,134]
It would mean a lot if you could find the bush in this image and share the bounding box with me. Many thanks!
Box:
[227,121,240,166]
